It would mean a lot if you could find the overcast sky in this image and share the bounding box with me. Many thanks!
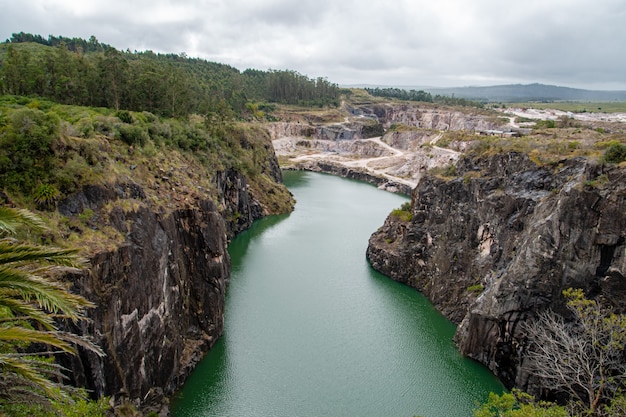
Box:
[1,0,625,90]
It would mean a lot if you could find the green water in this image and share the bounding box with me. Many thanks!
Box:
[172,171,503,417]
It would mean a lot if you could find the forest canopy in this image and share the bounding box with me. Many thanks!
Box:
[0,33,341,117]
[365,87,483,107]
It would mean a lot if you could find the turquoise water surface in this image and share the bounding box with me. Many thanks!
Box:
[172,171,503,417]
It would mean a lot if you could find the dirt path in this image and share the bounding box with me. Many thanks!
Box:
[281,135,460,189]
[288,136,415,187]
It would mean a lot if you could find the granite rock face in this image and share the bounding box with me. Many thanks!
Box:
[65,199,228,408]
[267,103,500,142]
[349,103,500,131]
[367,152,626,391]
[266,121,374,141]
[216,168,265,237]
[56,136,293,413]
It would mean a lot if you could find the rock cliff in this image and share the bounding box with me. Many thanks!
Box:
[63,197,228,410]
[347,102,501,131]
[53,131,294,414]
[266,121,378,141]
[272,101,502,193]
[367,152,626,391]
[267,103,501,142]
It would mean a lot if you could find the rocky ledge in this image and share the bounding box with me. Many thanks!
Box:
[367,152,626,391]
[286,160,413,195]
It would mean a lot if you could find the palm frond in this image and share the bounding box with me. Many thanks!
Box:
[0,296,56,330]
[0,353,67,402]
[0,240,82,268]
[0,268,93,322]
[0,206,104,408]
[0,327,75,354]
[55,331,106,358]
[0,207,47,236]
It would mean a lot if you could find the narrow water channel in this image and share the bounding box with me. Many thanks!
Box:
[172,171,503,417]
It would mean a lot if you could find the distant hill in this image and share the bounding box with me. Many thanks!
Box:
[423,83,626,102]
[345,83,626,102]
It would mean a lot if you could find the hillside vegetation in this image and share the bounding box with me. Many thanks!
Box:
[0,95,298,252]
[0,33,341,117]
[0,32,332,222]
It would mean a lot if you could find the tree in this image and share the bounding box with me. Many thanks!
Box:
[524,289,626,415]
[0,45,31,95]
[0,107,60,194]
[0,207,104,410]
[474,390,569,417]
[98,47,129,110]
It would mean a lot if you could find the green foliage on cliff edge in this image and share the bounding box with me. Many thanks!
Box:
[391,202,413,222]
[1,391,110,417]
[602,142,626,163]
[0,95,294,251]
[474,390,569,417]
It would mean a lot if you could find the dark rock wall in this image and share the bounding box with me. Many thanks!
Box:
[216,168,264,237]
[367,152,626,391]
[68,201,228,405]
[58,149,292,411]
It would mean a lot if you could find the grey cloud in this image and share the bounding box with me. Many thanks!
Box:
[0,0,625,89]
[244,0,328,26]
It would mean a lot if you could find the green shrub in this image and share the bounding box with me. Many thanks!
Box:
[117,124,148,146]
[474,390,568,417]
[0,108,59,192]
[115,109,133,124]
[141,111,158,122]
[33,183,60,210]
[534,119,556,129]
[93,116,117,137]
[595,139,622,149]
[603,143,626,163]
[75,117,94,138]
[467,284,484,294]
[391,201,413,222]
